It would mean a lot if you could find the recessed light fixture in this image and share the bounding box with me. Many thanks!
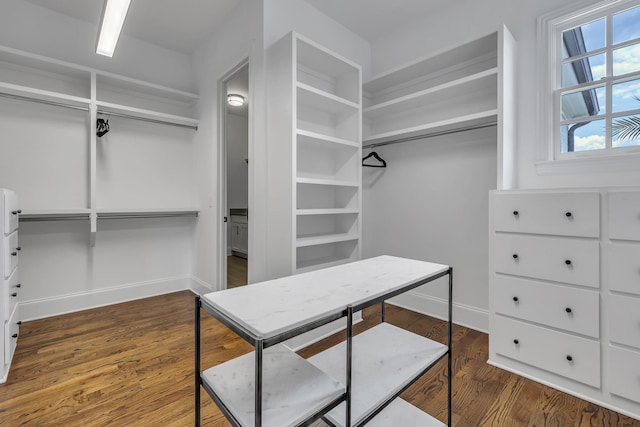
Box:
[96,0,132,57]
[227,94,245,107]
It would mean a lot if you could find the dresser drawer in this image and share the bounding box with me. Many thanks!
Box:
[3,231,19,279]
[2,190,19,235]
[4,304,19,367]
[493,234,599,288]
[609,345,640,404]
[492,316,600,387]
[493,275,599,338]
[493,191,600,237]
[609,191,640,241]
[3,269,19,322]
[608,294,640,350]
[606,242,640,295]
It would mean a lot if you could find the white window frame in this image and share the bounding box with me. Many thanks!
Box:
[537,0,640,173]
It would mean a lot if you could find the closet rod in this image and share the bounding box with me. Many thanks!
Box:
[19,215,90,222]
[0,92,89,112]
[363,121,497,149]
[97,110,198,131]
[98,212,199,220]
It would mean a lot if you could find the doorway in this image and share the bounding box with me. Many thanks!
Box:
[221,62,249,289]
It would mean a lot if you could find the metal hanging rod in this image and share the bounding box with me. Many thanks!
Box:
[0,91,89,112]
[97,212,199,220]
[19,215,90,222]
[97,109,198,131]
[363,121,497,149]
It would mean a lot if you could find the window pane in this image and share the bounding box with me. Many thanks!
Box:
[612,114,640,147]
[561,86,605,120]
[613,5,640,45]
[561,119,605,152]
[613,42,640,75]
[562,19,606,59]
[562,53,605,88]
[612,78,640,113]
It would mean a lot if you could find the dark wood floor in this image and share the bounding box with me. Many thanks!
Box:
[227,255,247,289]
[0,291,637,426]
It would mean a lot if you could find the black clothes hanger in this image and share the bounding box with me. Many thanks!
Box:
[362,151,387,168]
[96,118,110,137]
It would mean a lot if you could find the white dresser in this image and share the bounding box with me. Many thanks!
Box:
[1,188,20,383]
[489,189,640,421]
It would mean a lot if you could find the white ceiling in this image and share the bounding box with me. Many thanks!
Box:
[23,0,454,54]
[23,0,241,54]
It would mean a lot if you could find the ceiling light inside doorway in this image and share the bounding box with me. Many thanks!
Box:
[227,94,245,107]
[96,0,132,57]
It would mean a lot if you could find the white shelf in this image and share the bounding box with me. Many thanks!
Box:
[296,177,359,187]
[201,344,345,427]
[297,82,359,111]
[365,398,446,427]
[296,129,359,148]
[308,323,448,427]
[295,256,356,274]
[296,232,359,247]
[96,101,199,129]
[0,81,91,110]
[363,109,498,147]
[297,208,359,216]
[364,68,497,120]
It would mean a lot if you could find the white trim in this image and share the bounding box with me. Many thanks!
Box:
[388,290,489,333]
[536,149,640,174]
[19,276,192,322]
[190,275,216,295]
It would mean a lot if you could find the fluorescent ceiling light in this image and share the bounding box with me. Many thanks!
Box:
[96,0,132,57]
[227,94,245,107]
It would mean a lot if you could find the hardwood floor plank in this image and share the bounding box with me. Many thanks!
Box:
[0,292,638,426]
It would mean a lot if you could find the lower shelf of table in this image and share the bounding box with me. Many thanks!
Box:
[309,322,448,426]
[201,344,345,427]
[364,397,446,427]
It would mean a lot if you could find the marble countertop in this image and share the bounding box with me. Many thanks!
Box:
[201,255,449,341]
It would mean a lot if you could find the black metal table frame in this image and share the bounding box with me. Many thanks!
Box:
[195,267,453,427]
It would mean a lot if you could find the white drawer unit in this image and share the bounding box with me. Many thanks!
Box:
[493,275,599,338]
[606,242,640,296]
[3,269,18,322]
[493,233,599,288]
[2,190,19,235]
[608,294,640,350]
[609,191,640,241]
[0,188,20,384]
[3,230,19,279]
[492,316,600,387]
[490,188,640,421]
[493,191,600,237]
[609,345,640,404]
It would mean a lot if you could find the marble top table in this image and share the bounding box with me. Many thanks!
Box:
[201,255,449,342]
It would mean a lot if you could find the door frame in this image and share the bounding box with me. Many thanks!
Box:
[217,58,249,290]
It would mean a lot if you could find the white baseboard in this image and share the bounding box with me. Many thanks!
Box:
[389,291,488,333]
[20,276,193,322]
[190,276,216,295]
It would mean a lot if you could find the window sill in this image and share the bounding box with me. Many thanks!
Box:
[535,152,640,175]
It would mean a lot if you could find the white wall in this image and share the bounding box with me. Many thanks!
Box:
[190,0,265,290]
[226,113,249,209]
[0,0,195,92]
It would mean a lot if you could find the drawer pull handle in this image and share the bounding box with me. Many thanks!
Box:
[513,210,519,216]
[10,293,17,297]
[513,339,519,345]
[565,212,573,218]
[512,254,519,260]
[566,355,573,362]
[16,246,21,251]
[11,334,18,339]
[565,307,572,313]
[513,296,519,303]
[11,251,17,256]
[565,259,572,266]
[16,284,21,288]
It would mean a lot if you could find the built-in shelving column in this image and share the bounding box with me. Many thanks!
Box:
[267,32,362,279]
